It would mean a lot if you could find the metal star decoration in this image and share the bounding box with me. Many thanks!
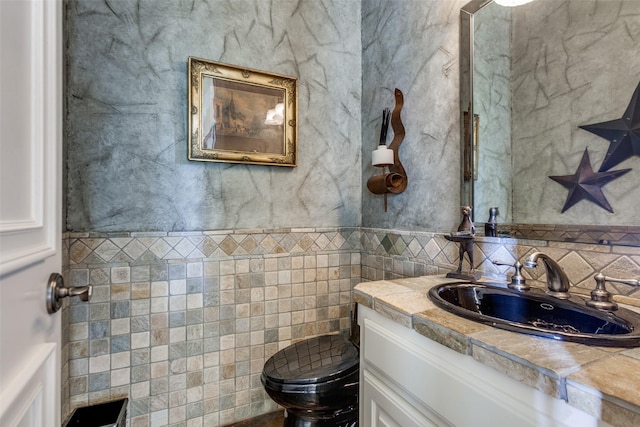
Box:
[579,80,640,171]
[549,148,631,213]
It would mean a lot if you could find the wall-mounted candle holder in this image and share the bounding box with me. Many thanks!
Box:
[367,88,408,211]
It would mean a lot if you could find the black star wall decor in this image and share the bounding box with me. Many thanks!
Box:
[580,80,640,171]
[549,148,631,213]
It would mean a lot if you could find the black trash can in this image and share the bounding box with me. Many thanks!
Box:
[63,398,128,427]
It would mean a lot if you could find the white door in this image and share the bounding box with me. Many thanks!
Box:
[0,0,62,426]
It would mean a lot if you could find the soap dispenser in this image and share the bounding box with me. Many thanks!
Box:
[484,207,499,237]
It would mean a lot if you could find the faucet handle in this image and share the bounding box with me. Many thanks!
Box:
[600,275,640,287]
[492,260,529,291]
[586,273,640,311]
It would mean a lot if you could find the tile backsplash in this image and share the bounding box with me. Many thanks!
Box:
[61,227,640,426]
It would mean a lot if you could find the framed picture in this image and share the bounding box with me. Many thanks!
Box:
[463,111,479,181]
[188,57,297,167]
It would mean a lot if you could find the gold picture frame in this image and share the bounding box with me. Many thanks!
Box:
[188,57,297,167]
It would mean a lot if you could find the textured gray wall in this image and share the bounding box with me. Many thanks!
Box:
[65,0,640,235]
[66,0,362,232]
[360,0,465,232]
[65,0,483,235]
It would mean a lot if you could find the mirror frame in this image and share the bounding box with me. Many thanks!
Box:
[459,0,640,247]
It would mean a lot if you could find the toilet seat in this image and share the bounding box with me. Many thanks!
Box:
[262,334,359,388]
[261,334,360,426]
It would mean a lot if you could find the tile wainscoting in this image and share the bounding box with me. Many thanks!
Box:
[60,228,362,427]
[61,227,640,426]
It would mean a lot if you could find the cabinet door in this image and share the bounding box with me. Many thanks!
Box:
[359,305,610,427]
[362,369,448,427]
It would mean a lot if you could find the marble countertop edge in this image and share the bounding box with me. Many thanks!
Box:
[467,336,566,381]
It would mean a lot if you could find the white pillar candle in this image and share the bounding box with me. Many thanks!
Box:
[372,145,394,166]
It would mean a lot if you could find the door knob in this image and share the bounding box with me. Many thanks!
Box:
[46,272,92,314]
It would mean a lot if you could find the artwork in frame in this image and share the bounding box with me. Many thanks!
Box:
[188,57,297,167]
[463,111,479,181]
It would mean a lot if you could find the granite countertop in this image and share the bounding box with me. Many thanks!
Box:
[354,275,640,427]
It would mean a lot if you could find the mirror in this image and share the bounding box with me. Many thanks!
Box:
[461,0,640,245]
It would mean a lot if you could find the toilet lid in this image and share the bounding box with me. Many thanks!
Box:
[262,334,359,384]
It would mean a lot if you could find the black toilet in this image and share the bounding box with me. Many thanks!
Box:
[261,333,359,427]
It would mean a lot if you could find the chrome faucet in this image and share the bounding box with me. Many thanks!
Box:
[524,252,571,299]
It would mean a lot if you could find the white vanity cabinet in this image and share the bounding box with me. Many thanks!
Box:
[358,305,609,427]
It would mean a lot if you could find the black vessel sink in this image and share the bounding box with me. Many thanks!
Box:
[428,282,640,347]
